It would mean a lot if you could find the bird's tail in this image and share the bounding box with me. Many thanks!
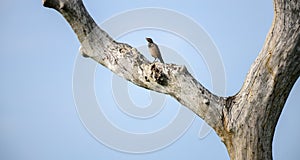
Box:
[158,56,164,63]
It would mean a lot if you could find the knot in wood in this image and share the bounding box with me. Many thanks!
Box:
[150,64,168,86]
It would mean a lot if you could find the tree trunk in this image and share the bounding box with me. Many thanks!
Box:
[42,0,300,159]
[220,1,300,159]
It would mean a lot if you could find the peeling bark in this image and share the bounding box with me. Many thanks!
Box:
[43,0,300,159]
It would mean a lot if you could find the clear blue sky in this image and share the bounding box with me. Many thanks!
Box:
[0,0,299,159]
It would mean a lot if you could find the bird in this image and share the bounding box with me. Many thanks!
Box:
[146,37,164,63]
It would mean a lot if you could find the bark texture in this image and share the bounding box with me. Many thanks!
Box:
[43,0,300,159]
[221,1,300,159]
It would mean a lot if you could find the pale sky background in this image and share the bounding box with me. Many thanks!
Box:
[1,0,300,160]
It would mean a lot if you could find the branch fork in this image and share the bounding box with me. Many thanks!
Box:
[43,0,300,159]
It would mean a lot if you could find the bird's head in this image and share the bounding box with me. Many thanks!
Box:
[146,37,153,43]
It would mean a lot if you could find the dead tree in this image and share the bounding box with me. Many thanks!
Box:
[42,0,299,159]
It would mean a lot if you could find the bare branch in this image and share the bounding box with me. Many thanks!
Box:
[42,0,226,131]
[43,0,300,159]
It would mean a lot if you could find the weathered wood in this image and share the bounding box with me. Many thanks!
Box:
[43,0,300,159]
[220,1,300,159]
